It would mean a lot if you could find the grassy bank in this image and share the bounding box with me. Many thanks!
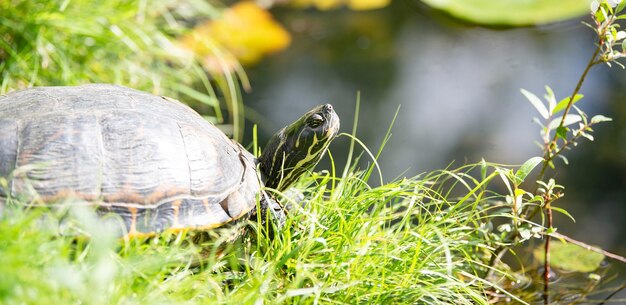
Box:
[0,158,524,304]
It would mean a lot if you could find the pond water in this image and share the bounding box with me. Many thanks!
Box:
[243,1,626,298]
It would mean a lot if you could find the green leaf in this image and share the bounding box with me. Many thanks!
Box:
[553,94,584,114]
[606,1,616,15]
[572,104,588,125]
[607,29,618,40]
[556,126,568,140]
[596,6,606,22]
[556,154,569,165]
[514,157,544,184]
[591,114,613,124]
[420,0,591,26]
[533,242,604,272]
[521,89,549,119]
[551,207,576,222]
[581,132,595,141]
[601,5,610,20]
[617,0,626,13]
[548,114,582,131]
[544,86,557,114]
[496,168,513,194]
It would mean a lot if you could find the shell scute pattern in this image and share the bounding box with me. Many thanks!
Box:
[0,84,261,233]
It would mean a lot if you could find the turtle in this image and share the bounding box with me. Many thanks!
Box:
[0,84,340,236]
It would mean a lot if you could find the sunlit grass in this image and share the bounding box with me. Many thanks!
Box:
[0,0,248,138]
[0,156,525,304]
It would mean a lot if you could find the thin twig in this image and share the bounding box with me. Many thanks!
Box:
[535,13,615,184]
[548,232,626,264]
[599,282,626,305]
[485,247,508,279]
[535,44,602,183]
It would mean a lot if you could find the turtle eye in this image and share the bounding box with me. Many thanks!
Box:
[308,114,324,128]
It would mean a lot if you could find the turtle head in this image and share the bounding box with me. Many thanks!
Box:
[259,104,340,191]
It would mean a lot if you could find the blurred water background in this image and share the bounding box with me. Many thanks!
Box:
[243,1,626,277]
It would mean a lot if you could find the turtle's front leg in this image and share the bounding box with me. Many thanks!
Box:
[245,191,286,238]
[259,192,286,229]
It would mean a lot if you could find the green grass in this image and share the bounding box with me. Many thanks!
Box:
[0,0,248,139]
[0,157,526,304]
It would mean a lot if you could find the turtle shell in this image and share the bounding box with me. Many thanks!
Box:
[0,84,261,235]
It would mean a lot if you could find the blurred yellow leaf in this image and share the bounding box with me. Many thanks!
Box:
[347,0,391,10]
[179,1,291,71]
[311,0,343,10]
[291,0,389,10]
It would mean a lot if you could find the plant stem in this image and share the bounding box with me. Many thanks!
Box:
[543,201,553,305]
[487,38,603,274]
[535,44,601,183]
